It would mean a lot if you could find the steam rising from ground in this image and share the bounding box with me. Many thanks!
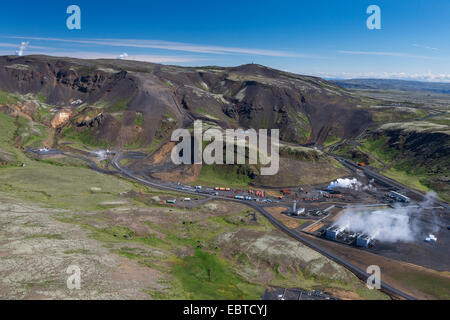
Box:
[333,208,415,242]
[16,42,29,56]
[91,150,110,161]
[328,178,376,191]
[332,192,440,243]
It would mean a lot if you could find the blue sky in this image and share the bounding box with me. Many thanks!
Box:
[0,0,449,81]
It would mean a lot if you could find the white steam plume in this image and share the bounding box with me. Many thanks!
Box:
[117,53,129,60]
[332,192,442,243]
[328,178,376,191]
[16,41,29,56]
[333,207,416,242]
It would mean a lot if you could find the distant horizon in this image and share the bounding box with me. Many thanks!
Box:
[5,52,450,85]
[325,77,450,84]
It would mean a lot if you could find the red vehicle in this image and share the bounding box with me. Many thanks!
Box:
[357,162,366,167]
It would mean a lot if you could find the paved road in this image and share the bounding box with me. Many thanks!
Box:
[63,152,119,174]
[328,123,371,154]
[111,151,417,300]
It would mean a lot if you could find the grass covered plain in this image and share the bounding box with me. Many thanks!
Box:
[196,164,252,188]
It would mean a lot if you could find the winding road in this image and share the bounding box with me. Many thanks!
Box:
[111,151,418,300]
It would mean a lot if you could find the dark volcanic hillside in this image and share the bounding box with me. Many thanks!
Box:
[368,123,450,199]
[0,55,370,146]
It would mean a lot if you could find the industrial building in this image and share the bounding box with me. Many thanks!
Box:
[307,209,325,216]
[386,191,410,203]
[356,235,373,248]
[286,201,305,216]
[321,189,342,195]
[325,226,345,240]
[321,225,374,248]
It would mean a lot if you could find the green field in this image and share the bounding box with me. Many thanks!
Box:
[0,89,19,105]
[393,271,450,300]
[14,116,48,148]
[196,164,252,188]
[0,113,136,210]
[61,126,111,148]
[323,134,340,147]
[0,113,27,165]
[0,164,136,210]
[172,249,263,300]
[384,168,431,193]
[359,136,397,162]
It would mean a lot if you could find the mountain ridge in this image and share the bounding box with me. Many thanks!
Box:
[0,55,371,147]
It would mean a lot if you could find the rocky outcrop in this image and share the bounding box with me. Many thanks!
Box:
[371,125,450,172]
[51,109,72,128]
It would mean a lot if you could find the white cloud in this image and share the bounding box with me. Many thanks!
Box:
[124,54,206,63]
[413,44,439,51]
[338,50,432,59]
[23,51,207,63]
[8,36,316,58]
[312,71,450,83]
[0,42,55,51]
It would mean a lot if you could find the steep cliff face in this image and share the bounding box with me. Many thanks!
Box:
[156,64,371,144]
[0,56,138,107]
[370,123,450,172]
[0,55,371,146]
[361,122,450,200]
